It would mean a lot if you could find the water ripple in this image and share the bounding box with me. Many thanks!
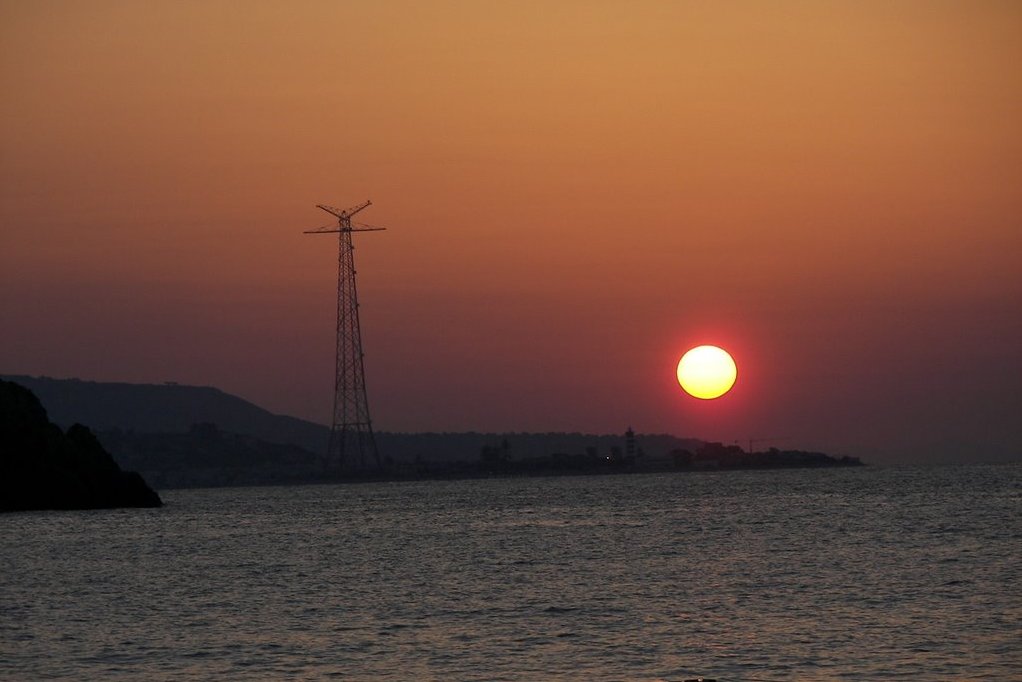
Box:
[1,464,1020,680]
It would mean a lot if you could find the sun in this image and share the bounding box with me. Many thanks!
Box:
[676,345,737,400]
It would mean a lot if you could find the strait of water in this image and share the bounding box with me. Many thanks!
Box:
[2,464,1020,681]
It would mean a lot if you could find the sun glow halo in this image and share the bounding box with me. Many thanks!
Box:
[676,345,737,400]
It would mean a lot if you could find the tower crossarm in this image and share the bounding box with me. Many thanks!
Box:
[316,200,372,221]
[306,201,382,233]
[304,225,386,234]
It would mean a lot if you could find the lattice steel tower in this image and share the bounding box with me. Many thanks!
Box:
[304,201,384,470]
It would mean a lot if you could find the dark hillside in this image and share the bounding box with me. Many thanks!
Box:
[2,377,703,465]
[2,375,330,454]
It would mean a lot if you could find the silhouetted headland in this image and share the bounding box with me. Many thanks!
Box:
[2,376,861,489]
[0,380,161,511]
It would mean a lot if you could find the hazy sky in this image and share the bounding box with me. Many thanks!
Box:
[2,1,1019,463]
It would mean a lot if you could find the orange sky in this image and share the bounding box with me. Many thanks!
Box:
[2,1,1020,462]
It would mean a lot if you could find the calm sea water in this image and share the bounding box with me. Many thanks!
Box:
[2,464,1020,681]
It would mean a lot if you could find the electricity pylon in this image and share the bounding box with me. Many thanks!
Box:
[304,201,384,471]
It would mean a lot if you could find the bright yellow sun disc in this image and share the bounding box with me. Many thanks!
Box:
[677,345,737,400]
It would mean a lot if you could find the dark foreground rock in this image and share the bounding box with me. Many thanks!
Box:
[0,380,161,511]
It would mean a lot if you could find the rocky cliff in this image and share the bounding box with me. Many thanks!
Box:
[0,380,162,511]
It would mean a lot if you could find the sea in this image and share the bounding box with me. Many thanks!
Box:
[2,463,1019,681]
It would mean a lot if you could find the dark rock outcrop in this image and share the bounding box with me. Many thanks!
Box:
[0,380,162,511]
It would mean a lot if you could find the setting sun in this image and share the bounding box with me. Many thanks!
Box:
[676,345,737,400]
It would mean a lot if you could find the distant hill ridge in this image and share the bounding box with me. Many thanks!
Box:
[2,375,329,454]
[2,375,702,462]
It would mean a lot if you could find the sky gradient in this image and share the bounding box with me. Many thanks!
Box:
[2,1,1020,463]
